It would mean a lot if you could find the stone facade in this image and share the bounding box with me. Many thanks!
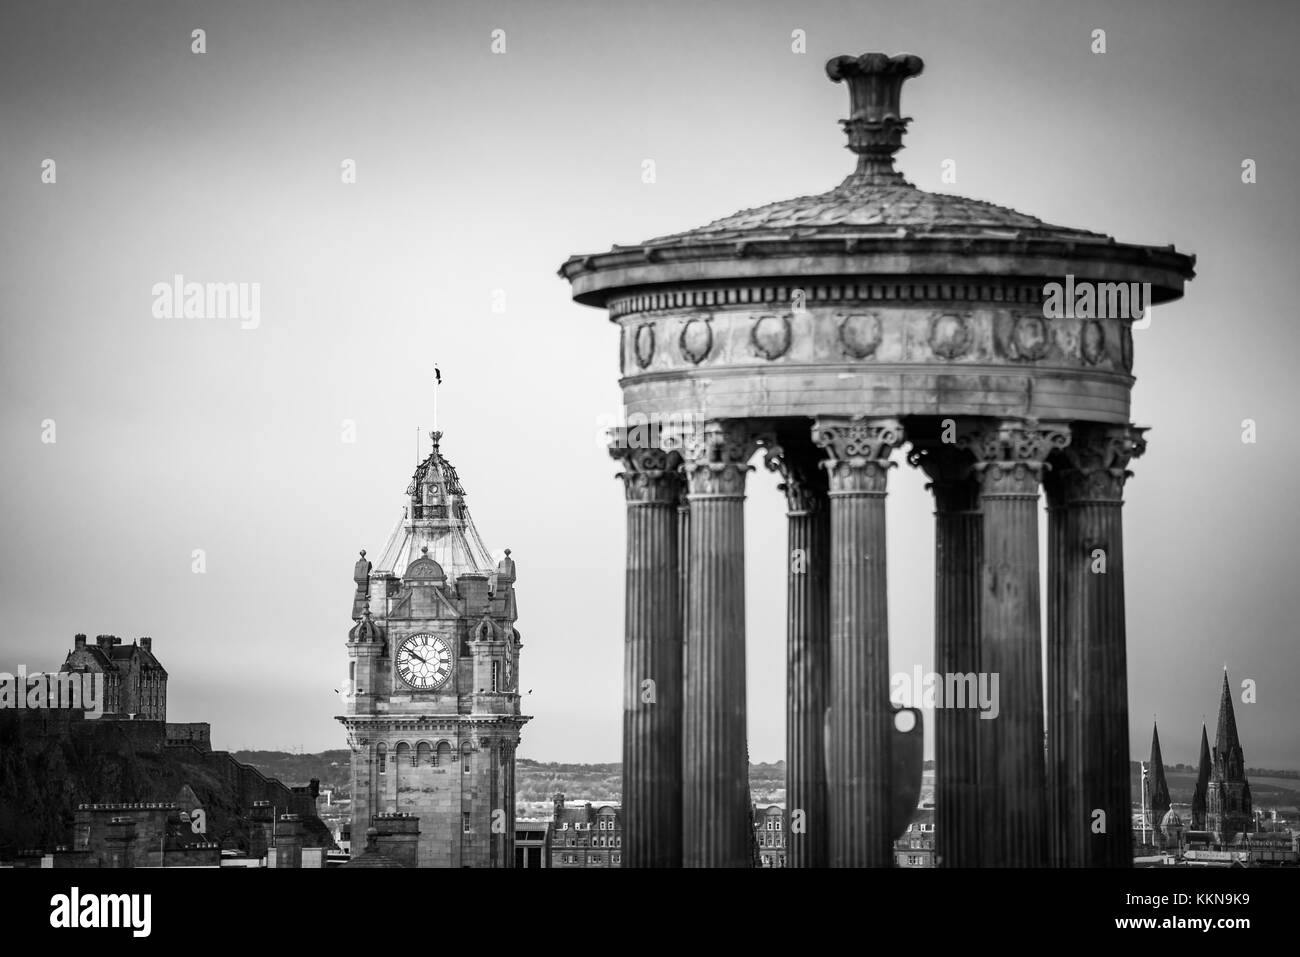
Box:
[60,634,166,720]
[55,801,219,868]
[339,431,528,868]
[548,795,622,868]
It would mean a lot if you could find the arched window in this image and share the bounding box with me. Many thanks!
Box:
[462,742,472,773]
[396,742,412,767]
[376,743,387,774]
[435,741,452,767]
[417,741,433,766]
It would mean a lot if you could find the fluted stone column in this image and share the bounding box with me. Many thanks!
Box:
[681,421,758,867]
[1045,473,1075,868]
[1048,424,1145,867]
[677,485,690,669]
[910,439,983,867]
[766,439,830,868]
[812,416,904,867]
[963,419,1070,868]
[611,435,683,868]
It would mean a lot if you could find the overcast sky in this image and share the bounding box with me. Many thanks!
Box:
[2,0,1297,769]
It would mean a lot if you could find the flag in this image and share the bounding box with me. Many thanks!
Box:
[434,366,442,385]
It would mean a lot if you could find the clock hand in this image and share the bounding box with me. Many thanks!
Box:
[409,652,427,664]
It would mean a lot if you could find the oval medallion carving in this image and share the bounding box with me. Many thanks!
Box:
[1011,315,1051,361]
[633,323,656,369]
[751,315,791,360]
[929,313,970,359]
[1081,320,1106,365]
[839,313,882,359]
[679,318,713,364]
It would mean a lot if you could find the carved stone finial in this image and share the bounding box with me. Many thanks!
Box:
[825,52,924,187]
[352,550,373,620]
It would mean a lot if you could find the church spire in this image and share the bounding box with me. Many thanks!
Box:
[1214,669,1246,783]
[1215,670,1242,765]
[1148,721,1171,824]
[1192,723,1211,829]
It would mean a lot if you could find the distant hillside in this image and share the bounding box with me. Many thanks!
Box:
[230,754,790,805]
[234,749,351,793]
[227,751,1300,813]
[1129,762,1300,808]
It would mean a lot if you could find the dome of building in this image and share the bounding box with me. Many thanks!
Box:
[638,177,1107,250]
[348,609,383,643]
[561,53,1193,309]
[373,431,495,583]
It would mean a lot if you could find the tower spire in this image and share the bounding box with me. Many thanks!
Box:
[1148,721,1171,826]
[1192,722,1212,828]
[1215,669,1242,759]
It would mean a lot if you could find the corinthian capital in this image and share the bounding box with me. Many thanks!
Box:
[960,419,1071,497]
[1058,424,1147,504]
[907,437,979,512]
[811,416,905,494]
[680,421,758,497]
[763,438,828,515]
[610,432,682,505]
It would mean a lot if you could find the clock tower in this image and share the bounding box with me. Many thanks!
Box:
[339,430,528,867]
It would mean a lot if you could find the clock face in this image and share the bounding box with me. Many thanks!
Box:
[395,633,453,691]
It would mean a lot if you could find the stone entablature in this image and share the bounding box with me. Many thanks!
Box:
[618,306,1134,374]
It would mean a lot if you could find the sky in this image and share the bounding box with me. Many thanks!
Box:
[1,0,1297,768]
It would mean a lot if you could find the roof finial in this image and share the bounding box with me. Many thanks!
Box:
[826,53,923,187]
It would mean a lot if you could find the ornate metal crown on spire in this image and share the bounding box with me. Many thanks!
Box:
[826,52,924,187]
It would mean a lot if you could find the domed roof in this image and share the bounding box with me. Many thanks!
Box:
[637,181,1108,249]
[348,609,383,643]
[634,53,1104,249]
[559,52,1195,305]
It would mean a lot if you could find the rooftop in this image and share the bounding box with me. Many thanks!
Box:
[373,430,495,583]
